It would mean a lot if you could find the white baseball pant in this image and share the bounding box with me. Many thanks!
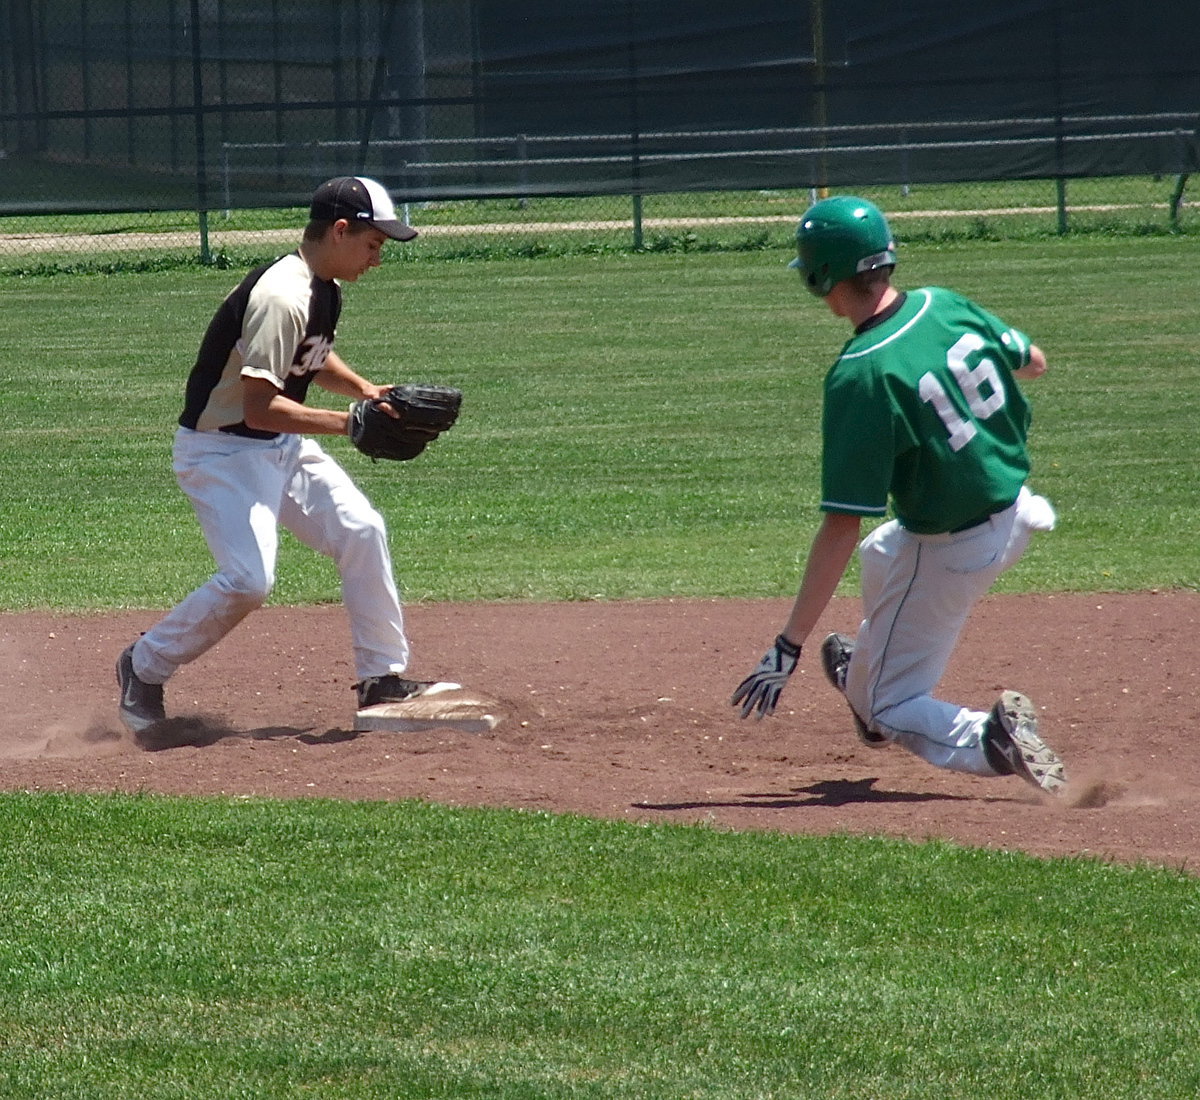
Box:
[134,427,410,685]
[843,486,1056,775]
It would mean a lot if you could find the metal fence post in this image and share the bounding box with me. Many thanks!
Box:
[518,134,529,209]
[1169,128,1190,230]
[626,0,643,249]
[1169,173,1189,229]
[189,0,212,264]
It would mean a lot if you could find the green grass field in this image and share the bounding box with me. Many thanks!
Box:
[1,238,1198,1097]
[2,793,1198,1099]
[1,236,1196,609]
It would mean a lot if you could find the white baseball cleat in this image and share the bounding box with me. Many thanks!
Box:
[984,690,1066,795]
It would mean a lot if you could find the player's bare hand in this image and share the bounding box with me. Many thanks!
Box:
[362,384,401,417]
[731,634,802,719]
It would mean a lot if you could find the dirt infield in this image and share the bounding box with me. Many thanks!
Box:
[3,592,1197,872]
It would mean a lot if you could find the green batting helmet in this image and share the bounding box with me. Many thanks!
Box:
[789,196,897,297]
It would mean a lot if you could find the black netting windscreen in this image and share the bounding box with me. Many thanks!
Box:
[2,0,1197,214]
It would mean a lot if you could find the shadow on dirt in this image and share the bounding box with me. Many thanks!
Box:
[134,715,360,752]
[636,777,985,812]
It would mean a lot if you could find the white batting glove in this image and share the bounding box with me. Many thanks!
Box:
[730,634,802,720]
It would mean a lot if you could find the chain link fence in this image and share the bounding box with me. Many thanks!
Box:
[1,175,1194,275]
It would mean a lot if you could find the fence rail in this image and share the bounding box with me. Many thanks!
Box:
[220,113,1200,180]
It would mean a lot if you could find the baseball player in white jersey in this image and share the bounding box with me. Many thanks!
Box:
[732,196,1066,794]
[116,176,458,736]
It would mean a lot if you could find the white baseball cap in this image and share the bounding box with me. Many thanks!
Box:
[309,176,417,241]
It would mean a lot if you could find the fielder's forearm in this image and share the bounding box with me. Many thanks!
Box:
[314,351,380,399]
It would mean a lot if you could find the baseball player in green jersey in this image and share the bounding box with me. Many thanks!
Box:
[731,196,1066,795]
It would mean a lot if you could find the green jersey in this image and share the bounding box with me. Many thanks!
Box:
[820,287,1034,534]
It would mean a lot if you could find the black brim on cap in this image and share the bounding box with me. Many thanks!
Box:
[373,219,418,242]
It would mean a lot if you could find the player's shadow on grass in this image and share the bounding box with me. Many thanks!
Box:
[134,715,359,752]
[638,777,972,812]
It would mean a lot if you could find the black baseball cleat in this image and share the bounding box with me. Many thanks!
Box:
[115,643,166,734]
[355,673,462,709]
[819,632,889,748]
[983,691,1066,795]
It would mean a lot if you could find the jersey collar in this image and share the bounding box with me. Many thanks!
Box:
[854,291,908,336]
